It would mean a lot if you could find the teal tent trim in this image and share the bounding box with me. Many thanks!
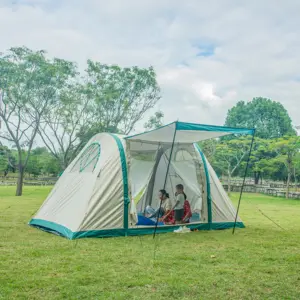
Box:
[29,219,74,239]
[125,121,254,140]
[194,143,212,228]
[29,218,245,239]
[176,121,254,135]
[109,134,129,235]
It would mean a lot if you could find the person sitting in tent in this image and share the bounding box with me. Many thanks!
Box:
[170,184,186,224]
[161,188,192,225]
[145,189,174,224]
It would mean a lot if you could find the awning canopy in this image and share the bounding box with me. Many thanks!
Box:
[126,121,255,144]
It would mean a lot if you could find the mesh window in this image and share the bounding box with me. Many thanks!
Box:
[70,143,101,173]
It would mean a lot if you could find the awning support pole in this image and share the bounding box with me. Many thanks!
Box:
[232,130,256,234]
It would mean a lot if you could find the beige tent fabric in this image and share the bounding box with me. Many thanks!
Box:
[206,160,241,222]
[33,133,125,232]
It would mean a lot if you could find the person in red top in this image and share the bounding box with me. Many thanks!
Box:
[182,199,192,223]
[160,198,192,224]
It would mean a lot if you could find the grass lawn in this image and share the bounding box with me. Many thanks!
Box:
[1,187,300,299]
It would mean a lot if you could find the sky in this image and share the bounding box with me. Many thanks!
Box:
[1,0,300,134]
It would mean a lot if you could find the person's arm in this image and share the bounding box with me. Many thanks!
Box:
[160,200,173,221]
[182,212,191,222]
[161,201,180,222]
[172,200,180,210]
[160,210,171,221]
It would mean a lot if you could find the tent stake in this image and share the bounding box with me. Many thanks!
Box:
[232,130,256,234]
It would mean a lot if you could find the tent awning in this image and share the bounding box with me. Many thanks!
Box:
[125,121,255,144]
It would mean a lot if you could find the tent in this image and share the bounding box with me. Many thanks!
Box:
[29,121,254,239]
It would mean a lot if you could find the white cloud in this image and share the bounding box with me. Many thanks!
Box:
[1,0,300,134]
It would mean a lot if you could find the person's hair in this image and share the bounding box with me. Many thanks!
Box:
[176,184,184,190]
[159,189,169,198]
[176,184,187,200]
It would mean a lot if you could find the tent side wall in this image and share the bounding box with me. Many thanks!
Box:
[194,144,244,229]
[74,134,130,238]
[29,133,131,239]
[29,138,104,238]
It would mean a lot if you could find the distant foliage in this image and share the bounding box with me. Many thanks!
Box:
[225,97,296,139]
[144,111,164,130]
[0,46,161,195]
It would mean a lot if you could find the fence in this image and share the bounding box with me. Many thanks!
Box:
[0,176,57,186]
[222,184,300,200]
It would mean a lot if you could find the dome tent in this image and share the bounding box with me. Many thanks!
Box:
[29,121,254,239]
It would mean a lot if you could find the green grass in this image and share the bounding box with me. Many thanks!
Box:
[1,187,300,299]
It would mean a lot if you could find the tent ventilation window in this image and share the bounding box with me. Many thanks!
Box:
[70,142,101,173]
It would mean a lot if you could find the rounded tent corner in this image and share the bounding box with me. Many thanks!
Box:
[29,219,75,240]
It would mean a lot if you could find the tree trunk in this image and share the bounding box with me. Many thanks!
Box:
[254,172,260,185]
[16,165,24,196]
[286,171,291,199]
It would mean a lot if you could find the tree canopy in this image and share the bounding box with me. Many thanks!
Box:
[144,111,164,130]
[0,46,161,195]
[225,97,295,139]
[85,61,160,135]
[211,138,252,193]
[0,47,76,195]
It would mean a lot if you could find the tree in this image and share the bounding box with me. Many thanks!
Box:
[0,144,8,172]
[144,111,164,130]
[248,138,275,184]
[261,156,287,183]
[198,139,218,162]
[0,47,76,195]
[26,147,61,177]
[225,97,295,139]
[0,145,16,175]
[269,136,300,198]
[26,154,41,177]
[85,61,161,135]
[26,147,47,177]
[42,155,61,176]
[293,153,300,185]
[213,138,251,194]
[37,83,95,170]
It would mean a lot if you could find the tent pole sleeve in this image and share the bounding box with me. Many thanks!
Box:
[153,123,177,239]
[109,134,129,236]
[232,130,256,234]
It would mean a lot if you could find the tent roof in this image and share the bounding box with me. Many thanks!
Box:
[126,121,254,144]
